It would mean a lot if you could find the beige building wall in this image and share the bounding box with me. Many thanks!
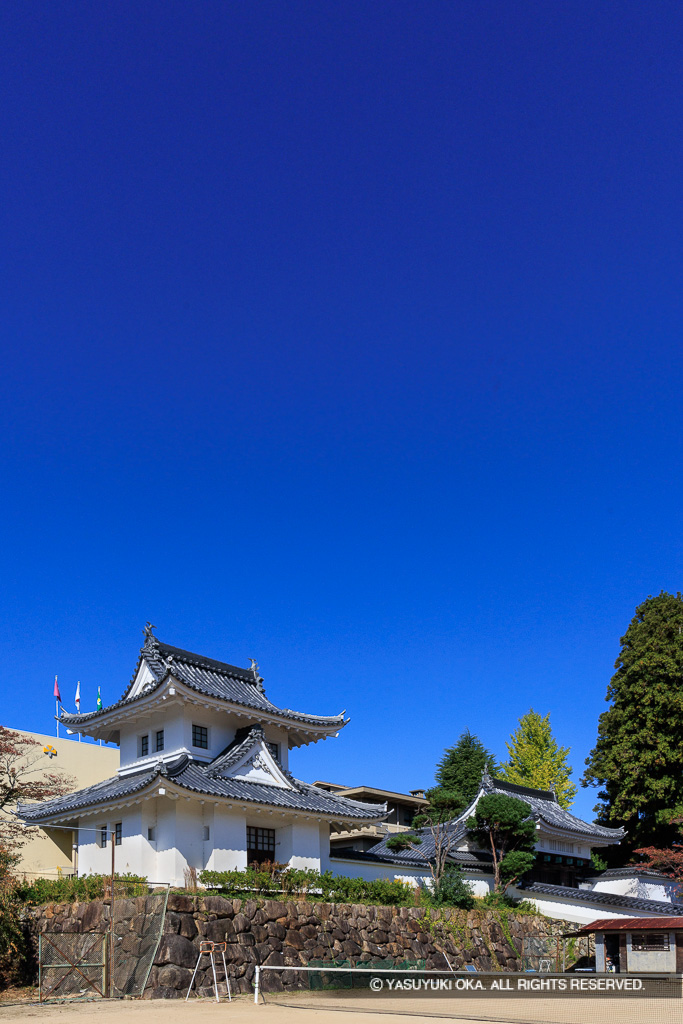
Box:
[11,729,119,878]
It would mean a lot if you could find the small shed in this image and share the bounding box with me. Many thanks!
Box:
[577,917,683,974]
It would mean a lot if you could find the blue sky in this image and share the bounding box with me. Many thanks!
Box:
[1,1,682,821]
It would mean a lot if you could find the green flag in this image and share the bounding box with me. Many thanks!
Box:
[96,687,102,711]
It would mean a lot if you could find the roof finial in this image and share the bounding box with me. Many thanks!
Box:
[249,659,265,693]
[142,622,159,654]
[482,766,492,789]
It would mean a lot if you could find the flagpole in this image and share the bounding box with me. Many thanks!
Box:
[75,681,81,741]
[54,674,61,738]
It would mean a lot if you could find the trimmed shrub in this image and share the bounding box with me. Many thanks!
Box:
[199,867,416,906]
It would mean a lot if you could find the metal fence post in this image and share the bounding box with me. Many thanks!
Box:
[109,829,115,997]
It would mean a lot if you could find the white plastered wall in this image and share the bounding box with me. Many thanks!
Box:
[329,856,429,886]
[276,820,324,870]
[207,807,249,872]
[76,808,152,878]
[590,874,676,902]
[507,888,673,926]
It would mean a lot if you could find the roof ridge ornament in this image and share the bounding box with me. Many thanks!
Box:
[142,622,160,656]
[482,767,492,789]
[249,659,265,694]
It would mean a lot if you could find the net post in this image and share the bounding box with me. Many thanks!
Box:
[254,964,260,1004]
[109,829,115,997]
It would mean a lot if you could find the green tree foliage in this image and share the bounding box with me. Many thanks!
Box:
[386,789,465,885]
[582,592,683,852]
[422,864,475,909]
[467,793,536,891]
[501,709,577,810]
[434,730,498,809]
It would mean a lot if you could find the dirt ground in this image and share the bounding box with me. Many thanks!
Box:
[0,990,680,1024]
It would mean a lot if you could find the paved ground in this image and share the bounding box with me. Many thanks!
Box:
[0,991,680,1024]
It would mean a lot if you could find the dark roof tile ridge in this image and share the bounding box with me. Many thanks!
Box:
[155,640,255,680]
[18,766,159,819]
[205,725,264,777]
[522,881,683,913]
[490,776,556,801]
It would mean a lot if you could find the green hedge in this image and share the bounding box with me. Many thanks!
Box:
[199,867,417,906]
[14,872,148,905]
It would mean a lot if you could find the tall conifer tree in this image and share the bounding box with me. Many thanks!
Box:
[582,592,683,852]
[435,730,498,807]
[501,709,577,809]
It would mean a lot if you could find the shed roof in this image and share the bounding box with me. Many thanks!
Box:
[578,917,683,933]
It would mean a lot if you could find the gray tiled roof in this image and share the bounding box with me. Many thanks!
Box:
[519,881,683,915]
[362,772,624,868]
[59,636,346,730]
[366,822,470,866]
[480,776,626,841]
[18,742,387,824]
[332,840,492,871]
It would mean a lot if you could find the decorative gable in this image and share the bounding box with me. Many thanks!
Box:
[127,659,157,699]
[207,725,295,790]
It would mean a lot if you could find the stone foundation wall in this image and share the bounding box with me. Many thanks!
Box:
[25,895,580,998]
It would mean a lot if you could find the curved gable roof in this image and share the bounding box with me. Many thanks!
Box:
[18,740,387,824]
[59,634,347,731]
[479,775,626,841]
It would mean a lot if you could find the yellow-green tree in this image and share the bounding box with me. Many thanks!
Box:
[501,709,577,810]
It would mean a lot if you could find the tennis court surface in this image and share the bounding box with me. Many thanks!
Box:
[2,989,683,1024]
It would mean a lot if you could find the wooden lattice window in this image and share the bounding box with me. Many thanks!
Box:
[247,826,275,865]
[192,724,208,749]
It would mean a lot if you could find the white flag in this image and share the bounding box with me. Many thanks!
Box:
[75,680,81,712]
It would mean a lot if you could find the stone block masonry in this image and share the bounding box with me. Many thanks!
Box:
[25,895,577,998]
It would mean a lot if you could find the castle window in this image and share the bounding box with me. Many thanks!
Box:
[114,822,122,846]
[247,826,275,866]
[192,724,208,749]
[155,730,164,752]
[266,741,279,761]
[99,825,107,848]
[140,735,149,757]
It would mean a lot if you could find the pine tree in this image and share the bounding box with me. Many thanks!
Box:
[501,709,577,810]
[582,592,683,853]
[434,730,498,807]
[467,793,537,891]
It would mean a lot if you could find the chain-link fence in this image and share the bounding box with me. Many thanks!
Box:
[39,933,106,1002]
[110,880,169,997]
[521,935,560,972]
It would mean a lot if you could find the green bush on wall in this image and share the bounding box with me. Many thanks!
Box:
[199,867,417,906]
[14,872,148,905]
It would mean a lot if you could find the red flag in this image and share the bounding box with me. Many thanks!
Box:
[53,675,61,702]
